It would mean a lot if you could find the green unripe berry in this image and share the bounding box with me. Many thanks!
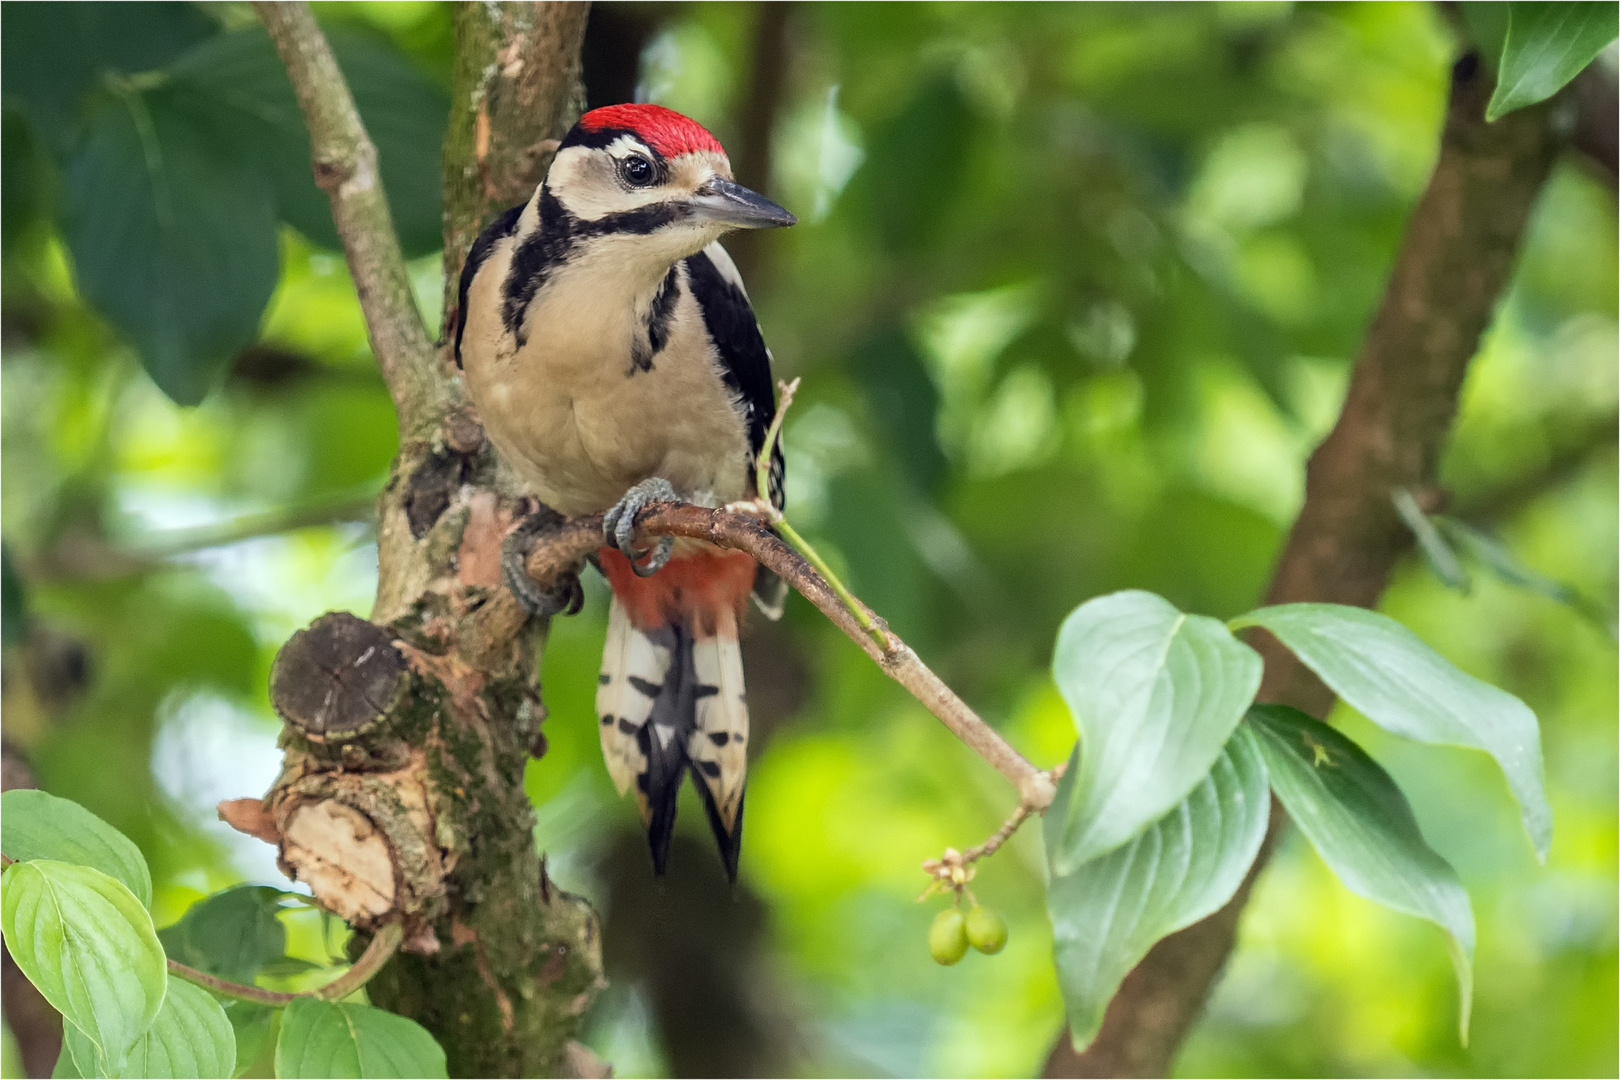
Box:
[929,907,969,965]
[966,904,1008,954]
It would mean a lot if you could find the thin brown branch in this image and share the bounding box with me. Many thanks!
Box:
[254,1,442,432]
[525,504,1057,810]
[1046,54,1565,1079]
[167,922,403,1006]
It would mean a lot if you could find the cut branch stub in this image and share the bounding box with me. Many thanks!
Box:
[271,611,409,743]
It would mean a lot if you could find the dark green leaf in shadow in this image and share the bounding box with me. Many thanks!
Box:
[0,1,216,152]
[1047,727,1269,1050]
[157,885,288,985]
[850,328,948,495]
[61,84,279,404]
[165,27,448,257]
[1247,704,1476,1042]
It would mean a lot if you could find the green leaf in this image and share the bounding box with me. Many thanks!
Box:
[275,998,448,1079]
[1486,2,1619,121]
[61,83,279,404]
[1047,727,1270,1050]
[157,885,287,985]
[1246,705,1476,1042]
[122,978,235,1079]
[52,1040,84,1079]
[164,27,448,257]
[62,1024,96,1078]
[0,861,167,1074]
[1393,489,1470,593]
[66,980,236,1079]
[1046,590,1263,873]
[1,789,153,908]
[1436,516,1617,638]
[1230,603,1550,859]
[0,1,217,151]
[222,1002,275,1079]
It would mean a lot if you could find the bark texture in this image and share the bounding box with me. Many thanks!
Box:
[1046,53,1564,1079]
[249,5,604,1077]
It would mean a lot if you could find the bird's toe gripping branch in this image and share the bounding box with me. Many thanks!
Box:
[503,508,585,617]
[603,477,678,577]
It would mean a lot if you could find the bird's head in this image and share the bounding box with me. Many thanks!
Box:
[544,104,796,266]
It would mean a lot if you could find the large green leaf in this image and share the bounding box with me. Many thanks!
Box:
[165,27,448,257]
[158,885,287,985]
[1046,590,1263,873]
[275,998,448,1079]
[1247,705,1476,1041]
[0,1,216,150]
[1487,2,1618,121]
[0,861,167,1074]
[64,979,235,1080]
[1231,603,1550,859]
[1,789,153,908]
[1047,727,1270,1050]
[61,83,279,404]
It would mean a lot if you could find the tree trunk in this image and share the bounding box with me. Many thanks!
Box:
[249,5,602,1077]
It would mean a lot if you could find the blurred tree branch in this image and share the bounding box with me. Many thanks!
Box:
[1571,61,1617,188]
[1046,52,1565,1079]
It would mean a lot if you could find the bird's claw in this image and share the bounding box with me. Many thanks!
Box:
[501,509,583,617]
[604,477,677,577]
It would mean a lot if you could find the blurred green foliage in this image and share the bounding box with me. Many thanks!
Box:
[2,2,1614,1077]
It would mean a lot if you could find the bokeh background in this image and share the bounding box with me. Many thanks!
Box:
[2,2,1615,1076]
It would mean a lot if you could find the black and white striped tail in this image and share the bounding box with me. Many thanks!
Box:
[596,597,749,878]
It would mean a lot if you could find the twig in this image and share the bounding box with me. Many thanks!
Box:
[741,379,891,651]
[523,498,1057,811]
[255,1,442,432]
[920,758,1070,896]
[167,922,404,1005]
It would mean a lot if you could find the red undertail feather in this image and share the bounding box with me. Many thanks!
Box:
[597,546,756,632]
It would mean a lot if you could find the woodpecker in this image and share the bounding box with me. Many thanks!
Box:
[453,104,796,880]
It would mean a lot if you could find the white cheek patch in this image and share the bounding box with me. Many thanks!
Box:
[550,140,677,222]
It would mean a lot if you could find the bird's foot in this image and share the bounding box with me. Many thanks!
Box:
[603,477,677,577]
[501,509,583,617]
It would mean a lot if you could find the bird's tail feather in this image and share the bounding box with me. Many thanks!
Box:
[596,595,749,878]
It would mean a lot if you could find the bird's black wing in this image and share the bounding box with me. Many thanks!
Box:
[452,203,524,369]
[683,247,782,509]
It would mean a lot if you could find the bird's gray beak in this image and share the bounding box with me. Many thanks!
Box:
[690,177,797,229]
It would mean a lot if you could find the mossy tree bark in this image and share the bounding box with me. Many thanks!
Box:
[249,5,601,1077]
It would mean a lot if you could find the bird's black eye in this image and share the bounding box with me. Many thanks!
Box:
[620,154,655,187]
